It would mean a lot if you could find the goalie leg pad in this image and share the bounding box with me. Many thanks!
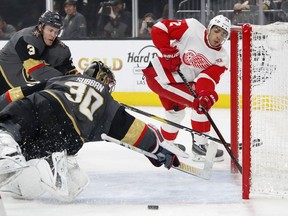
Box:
[38,152,89,202]
[0,159,45,200]
[0,154,90,202]
[0,154,27,173]
[65,156,90,201]
[0,130,22,157]
[0,130,27,177]
[37,151,69,201]
[0,170,23,188]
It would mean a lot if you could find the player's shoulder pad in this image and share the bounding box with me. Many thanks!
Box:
[185,18,204,29]
[22,27,44,48]
[215,48,229,68]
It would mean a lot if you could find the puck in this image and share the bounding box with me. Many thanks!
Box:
[148,205,159,210]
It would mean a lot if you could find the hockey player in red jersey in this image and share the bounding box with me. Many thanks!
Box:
[142,15,231,162]
[0,10,78,95]
[0,61,180,201]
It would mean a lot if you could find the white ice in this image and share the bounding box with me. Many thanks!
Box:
[2,107,288,216]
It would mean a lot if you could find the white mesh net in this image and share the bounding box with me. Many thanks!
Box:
[238,23,288,197]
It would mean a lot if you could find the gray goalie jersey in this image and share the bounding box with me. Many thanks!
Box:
[0,74,120,158]
[42,75,121,143]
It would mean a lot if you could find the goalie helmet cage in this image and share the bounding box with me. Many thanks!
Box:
[230,23,288,199]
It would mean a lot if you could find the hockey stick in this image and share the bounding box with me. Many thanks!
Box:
[122,103,229,146]
[177,70,242,174]
[121,103,263,150]
[101,133,217,180]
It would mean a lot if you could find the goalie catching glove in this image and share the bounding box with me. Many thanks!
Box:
[147,124,180,169]
[159,47,181,72]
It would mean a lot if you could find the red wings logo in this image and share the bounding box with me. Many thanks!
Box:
[182,50,212,69]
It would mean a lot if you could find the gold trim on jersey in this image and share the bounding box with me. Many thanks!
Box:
[43,90,85,143]
[121,118,146,146]
[21,67,40,85]
[65,69,80,75]
[0,65,15,88]
[8,87,24,102]
[23,59,45,75]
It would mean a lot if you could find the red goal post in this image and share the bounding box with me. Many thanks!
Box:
[230,23,288,199]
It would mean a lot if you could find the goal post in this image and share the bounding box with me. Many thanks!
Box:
[230,23,288,199]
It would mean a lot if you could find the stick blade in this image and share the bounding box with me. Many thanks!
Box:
[159,141,189,158]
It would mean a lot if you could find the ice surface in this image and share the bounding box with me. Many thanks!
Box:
[2,107,288,216]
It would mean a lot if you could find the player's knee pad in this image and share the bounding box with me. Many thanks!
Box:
[164,109,186,124]
[191,109,209,122]
[161,109,185,135]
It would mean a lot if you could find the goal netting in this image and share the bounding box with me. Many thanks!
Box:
[230,23,288,199]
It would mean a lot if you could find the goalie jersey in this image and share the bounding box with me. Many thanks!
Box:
[43,75,120,142]
[0,74,120,159]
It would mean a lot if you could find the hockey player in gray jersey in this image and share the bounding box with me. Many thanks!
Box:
[0,10,78,95]
[0,61,180,202]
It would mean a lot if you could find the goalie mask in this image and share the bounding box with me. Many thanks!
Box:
[83,61,116,93]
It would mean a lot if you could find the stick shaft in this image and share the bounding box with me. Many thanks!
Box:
[121,103,231,146]
[177,70,242,173]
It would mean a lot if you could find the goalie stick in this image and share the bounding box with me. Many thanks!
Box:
[121,103,263,150]
[101,133,217,180]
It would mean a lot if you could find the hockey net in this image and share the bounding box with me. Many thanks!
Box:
[230,23,288,199]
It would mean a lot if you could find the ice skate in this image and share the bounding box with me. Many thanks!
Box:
[174,143,186,152]
[192,143,224,162]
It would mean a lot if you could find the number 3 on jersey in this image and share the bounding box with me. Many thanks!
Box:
[64,81,104,121]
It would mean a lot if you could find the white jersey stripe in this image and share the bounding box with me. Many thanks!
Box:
[156,77,195,102]
[154,22,168,32]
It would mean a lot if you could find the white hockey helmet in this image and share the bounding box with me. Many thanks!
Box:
[207,15,231,42]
